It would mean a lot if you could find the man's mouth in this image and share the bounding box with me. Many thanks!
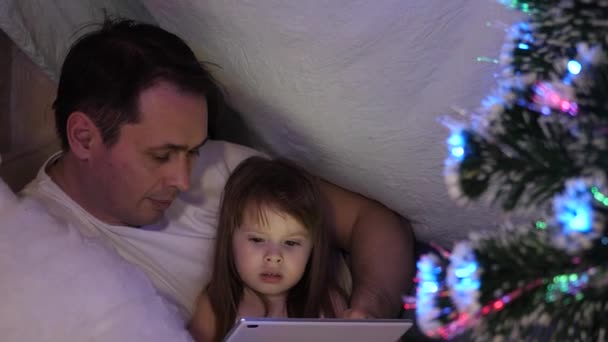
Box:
[148,198,174,210]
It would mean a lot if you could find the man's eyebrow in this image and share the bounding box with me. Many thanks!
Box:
[149,138,208,152]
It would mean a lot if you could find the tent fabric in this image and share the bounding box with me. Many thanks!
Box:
[0,0,521,246]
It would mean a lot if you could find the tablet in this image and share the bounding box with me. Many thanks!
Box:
[224,317,412,342]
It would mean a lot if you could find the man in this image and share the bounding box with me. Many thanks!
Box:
[21,19,414,325]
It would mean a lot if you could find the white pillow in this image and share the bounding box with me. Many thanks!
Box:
[0,155,17,210]
[0,177,17,212]
[0,196,193,342]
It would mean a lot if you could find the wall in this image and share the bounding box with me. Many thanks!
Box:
[0,29,59,192]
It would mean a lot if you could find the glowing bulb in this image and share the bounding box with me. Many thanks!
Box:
[421,281,439,293]
[451,147,465,158]
[568,209,591,232]
[541,106,551,115]
[447,132,466,160]
[447,134,464,146]
[493,300,504,310]
[454,262,477,278]
[567,60,582,75]
[518,43,529,50]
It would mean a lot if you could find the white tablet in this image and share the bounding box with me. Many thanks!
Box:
[224,317,412,342]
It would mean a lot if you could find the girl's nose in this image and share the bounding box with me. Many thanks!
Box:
[265,254,283,264]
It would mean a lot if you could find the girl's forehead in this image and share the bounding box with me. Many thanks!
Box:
[241,204,309,235]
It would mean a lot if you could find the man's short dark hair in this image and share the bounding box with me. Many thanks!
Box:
[53,18,225,150]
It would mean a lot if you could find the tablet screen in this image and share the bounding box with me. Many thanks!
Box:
[224,318,412,342]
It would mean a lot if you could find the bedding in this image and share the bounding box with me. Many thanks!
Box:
[0,181,193,342]
[0,166,17,210]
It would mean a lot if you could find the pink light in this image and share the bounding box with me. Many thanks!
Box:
[403,303,416,310]
[493,300,504,310]
[560,100,571,111]
[481,306,491,315]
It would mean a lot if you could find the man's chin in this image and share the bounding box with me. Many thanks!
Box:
[128,211,165,228]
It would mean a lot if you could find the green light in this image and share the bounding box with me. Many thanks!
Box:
[569,274,578,282]
[590,187,608,206]
[476,56,499,64]
[535,221,547,229]
[575,293,584,301]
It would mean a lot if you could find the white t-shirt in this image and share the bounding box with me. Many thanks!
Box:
[20,140,262,320]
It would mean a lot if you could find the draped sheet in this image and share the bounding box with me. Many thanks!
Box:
[0,0,521,246]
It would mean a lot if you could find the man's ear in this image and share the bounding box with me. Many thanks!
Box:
[66,112,101,160]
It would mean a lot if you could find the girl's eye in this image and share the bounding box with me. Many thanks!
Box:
[248,237,264,243]
[284,240,301,247]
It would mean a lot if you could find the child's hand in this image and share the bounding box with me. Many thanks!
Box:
[338,308,373,319]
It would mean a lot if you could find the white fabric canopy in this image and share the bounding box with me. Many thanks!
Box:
[0,0,521,246]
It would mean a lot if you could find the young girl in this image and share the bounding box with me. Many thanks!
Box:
[189,156,348,342]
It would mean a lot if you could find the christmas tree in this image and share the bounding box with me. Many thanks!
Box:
[409,1,608,340]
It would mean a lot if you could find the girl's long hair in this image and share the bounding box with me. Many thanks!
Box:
[206,156,346,342]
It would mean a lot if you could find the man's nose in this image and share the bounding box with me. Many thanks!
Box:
[167,157,191,192]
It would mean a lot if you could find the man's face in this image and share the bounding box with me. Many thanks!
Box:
[87,82,208,226]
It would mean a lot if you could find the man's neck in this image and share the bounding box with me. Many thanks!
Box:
[47,153,77,198]
[46,153,116,226]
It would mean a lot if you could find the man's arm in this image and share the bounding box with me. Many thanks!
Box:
[319,180,415,319]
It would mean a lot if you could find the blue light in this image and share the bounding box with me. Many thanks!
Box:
[556,200,592,233]
[541,106,551,115]
[454,262,477,278]
[447,133,464,146]
[569,209,591,232]
[447,132,466,160]
[567,60,582,75]
[421,281,439,293]
[451,147,465,158]
[453,278,480,292]
[518,43,530,50]
[601,236,608,245]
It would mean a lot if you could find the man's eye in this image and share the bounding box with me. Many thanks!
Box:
[248,237,264,243]
[284,240,301,247]
[152,154,170,163]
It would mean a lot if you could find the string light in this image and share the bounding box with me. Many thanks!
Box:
[447,131,467,161]
[553,180,593,234]
[590,187,608,206]
[476,56,499,64]
[532,82,578,116]
[545,271,590,303]
[567,60,582,75]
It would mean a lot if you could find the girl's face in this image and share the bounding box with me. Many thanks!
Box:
[232,205,313,301]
